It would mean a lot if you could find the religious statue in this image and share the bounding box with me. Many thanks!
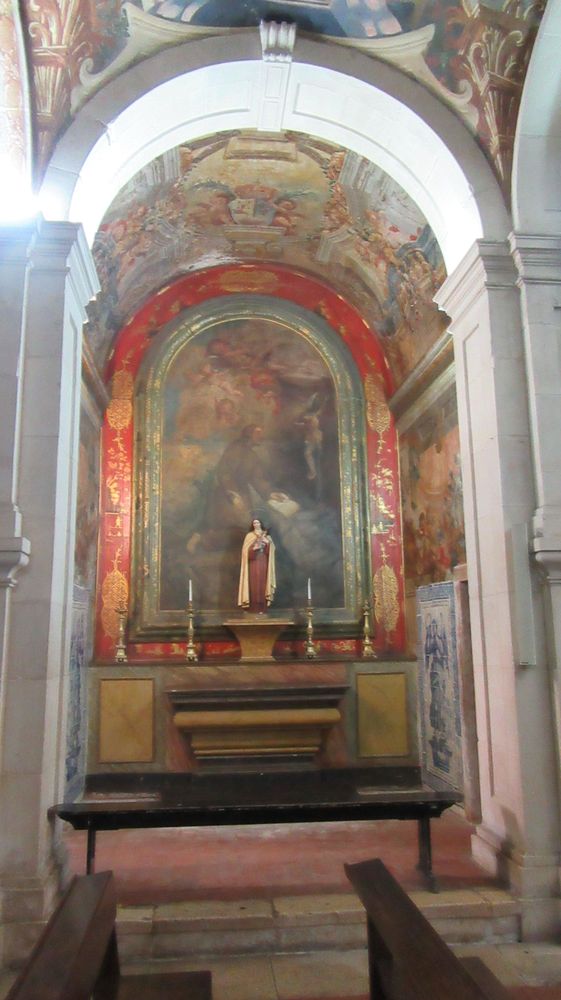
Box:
[238,518,276,613]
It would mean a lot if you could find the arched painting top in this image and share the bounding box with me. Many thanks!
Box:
[105,264,395,396]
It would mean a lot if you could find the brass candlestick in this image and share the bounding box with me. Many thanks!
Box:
[115,604,128,663]
[305,603,318,659]
[186,600,198,663]
[362,599,376,659]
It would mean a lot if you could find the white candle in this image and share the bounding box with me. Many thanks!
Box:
[188,578,193,603]
[307,577,311,601]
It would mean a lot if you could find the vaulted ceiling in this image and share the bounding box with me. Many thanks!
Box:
[19,0,544,191]
[0,0,546,387]
[90,130,447,386]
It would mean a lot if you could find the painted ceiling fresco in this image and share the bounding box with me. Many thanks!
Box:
[19,0,544,191]
[89,130,447,387]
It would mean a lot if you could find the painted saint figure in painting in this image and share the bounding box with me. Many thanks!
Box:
[238,519,276,613]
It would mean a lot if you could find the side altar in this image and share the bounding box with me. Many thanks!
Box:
[88,294,413,782]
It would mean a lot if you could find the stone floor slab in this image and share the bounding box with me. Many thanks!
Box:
[271,949,369,999]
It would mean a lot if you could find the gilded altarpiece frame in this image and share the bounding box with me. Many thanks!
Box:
[95,265,405,660]
[131,296,368,638]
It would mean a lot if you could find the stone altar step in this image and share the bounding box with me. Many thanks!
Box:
[116,887,521,963]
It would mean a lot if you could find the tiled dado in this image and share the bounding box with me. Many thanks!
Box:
[115,888,520,963]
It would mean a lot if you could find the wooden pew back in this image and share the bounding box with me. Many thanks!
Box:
[6,871,118,1000]
[6,871,211,1000]
[345,858,511,1000]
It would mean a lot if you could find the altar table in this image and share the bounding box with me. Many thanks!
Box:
[50,768,461,893]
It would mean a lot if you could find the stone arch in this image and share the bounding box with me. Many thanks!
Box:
[40,33,509,272]
[512,0,561,233]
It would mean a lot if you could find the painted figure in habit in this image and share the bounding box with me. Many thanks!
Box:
[202,423,292,537]
[238,518,276,613]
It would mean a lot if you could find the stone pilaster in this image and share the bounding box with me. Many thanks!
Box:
[0,217,98,967]
[435,240,561,939]
[510,235,561,546]
[510,235,561,891]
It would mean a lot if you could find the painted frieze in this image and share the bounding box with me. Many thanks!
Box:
[21,0,544,190]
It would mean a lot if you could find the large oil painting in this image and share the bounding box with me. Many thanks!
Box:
[132,296,367,635]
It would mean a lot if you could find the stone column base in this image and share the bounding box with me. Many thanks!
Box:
[472,825,561,940]
[0,868,60,969]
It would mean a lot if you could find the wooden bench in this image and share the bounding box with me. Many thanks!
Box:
[345,857,511,1000]
[6,870,211,1000]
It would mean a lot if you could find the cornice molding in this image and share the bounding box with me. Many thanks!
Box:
[81,337,109,416]
[509,233,561,286]
[390,329,454,421]
[434,240,517,326]
[25,217,100,325]
[394,362,456,435]
[0,537,31,589]
[0,222,38,266]
[533,548,561,585]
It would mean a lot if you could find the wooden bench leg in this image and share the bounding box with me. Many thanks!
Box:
[87,825,96,874]
[367,917,393,999]
[417,815,439,893]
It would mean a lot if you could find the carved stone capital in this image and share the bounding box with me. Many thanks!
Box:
[0,537,31,589]
[259,20,296,63]
[434,239,517,327]
[533,545,561,585]
[509,233,561,287]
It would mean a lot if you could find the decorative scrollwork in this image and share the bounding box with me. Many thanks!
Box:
[101,554,129,640]
[373,554,399,636]
[365,373,390,438]
[107,368,133,432]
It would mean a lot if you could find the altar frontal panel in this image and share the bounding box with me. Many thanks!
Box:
[356,672,409,757]
[98,678,155,763]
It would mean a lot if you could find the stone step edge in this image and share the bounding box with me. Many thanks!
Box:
[117,888,520,935]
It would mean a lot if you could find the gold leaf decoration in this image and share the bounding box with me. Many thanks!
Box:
[107,369,133,432]
[373,562,399,635]
[101,565,129,640]
[365,373,390,436]
[332,639,355,652]
[217,270,279,293]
